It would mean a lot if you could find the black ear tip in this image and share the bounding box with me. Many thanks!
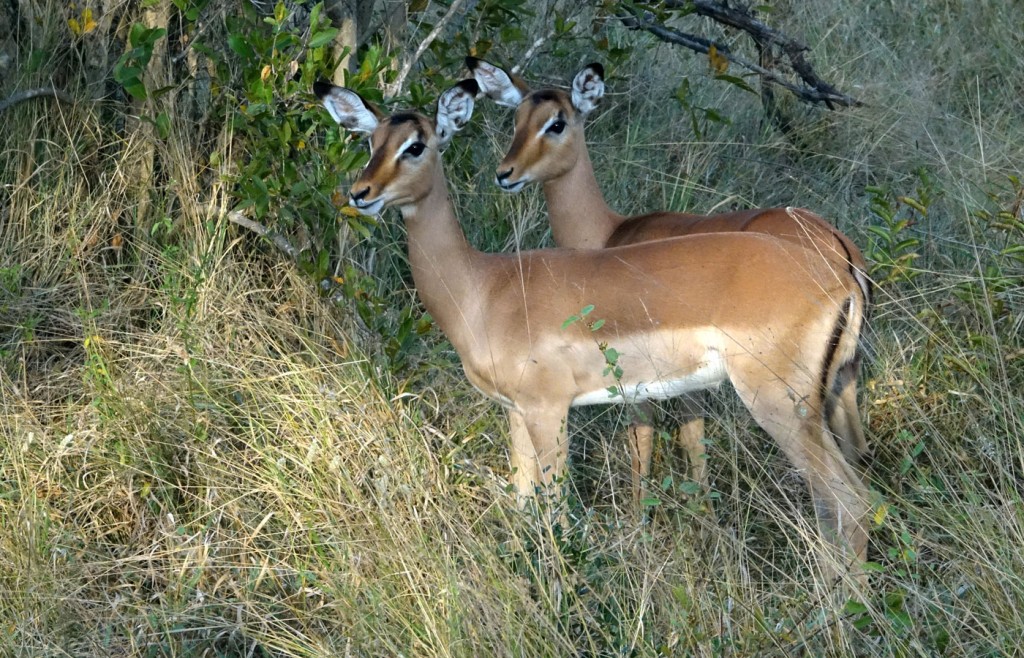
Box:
[458,78,481,96]
[312,80,333,99]
[586,62,605,79]
[465,56,481,71]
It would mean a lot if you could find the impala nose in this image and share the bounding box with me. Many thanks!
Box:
[350,186,371,203]
[496,168,513,186]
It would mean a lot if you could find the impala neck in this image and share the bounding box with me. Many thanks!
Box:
[542,134,624,249]
[399,165,480,338]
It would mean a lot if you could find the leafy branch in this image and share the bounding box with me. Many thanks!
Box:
[617,0,862,109]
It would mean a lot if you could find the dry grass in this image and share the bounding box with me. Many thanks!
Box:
[2,1,1023,656]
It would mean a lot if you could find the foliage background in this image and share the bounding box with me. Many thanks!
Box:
[1,0,1022,655]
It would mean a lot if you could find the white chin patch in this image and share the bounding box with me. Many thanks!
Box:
[497,178,527,193]
[351,197,385,216]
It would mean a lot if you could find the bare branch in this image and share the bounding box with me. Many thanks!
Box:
[618,2,862,109]
[0,87,74,113]
[511,28,557,76]
[223,209,302,262]
[385,0,469,98]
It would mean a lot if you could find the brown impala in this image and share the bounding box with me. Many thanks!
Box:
[313,78,869,576]
[468,57,870,497]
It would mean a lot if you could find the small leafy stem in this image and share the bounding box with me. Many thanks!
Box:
[561,305,624,399]
[598,343,624,399]
[562,304,607,332]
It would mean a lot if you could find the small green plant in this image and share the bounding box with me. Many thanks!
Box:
[113,22,167,101]
[561,304,625,398]
[674,77,731,139]
[864,169,936,287]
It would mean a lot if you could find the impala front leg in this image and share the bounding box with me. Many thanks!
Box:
[507,404,570,500]
[507,409,541,498]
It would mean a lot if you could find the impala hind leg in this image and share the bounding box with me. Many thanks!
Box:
[630,398,707,507]
[734,379,869,576]
[628,401,656,506]
[828,361,870,470]
[676,394,708,486]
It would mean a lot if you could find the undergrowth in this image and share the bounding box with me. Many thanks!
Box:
[1,1,1022,656]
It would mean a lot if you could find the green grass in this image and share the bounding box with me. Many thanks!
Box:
[2,1,1023,655]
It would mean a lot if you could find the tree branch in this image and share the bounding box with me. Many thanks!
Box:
[619,1,862,109]
[510,28,557,76]
[0,87,74,113]
[385,0,469,98]
[223,208,302,262]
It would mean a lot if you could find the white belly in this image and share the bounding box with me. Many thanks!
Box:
[571,348,727,407]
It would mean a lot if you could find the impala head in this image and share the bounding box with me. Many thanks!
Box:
[466,57,604,192]
[313,79,479,215]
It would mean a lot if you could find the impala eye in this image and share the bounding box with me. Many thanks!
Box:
[546,119,566,135]
[403,141,426,158]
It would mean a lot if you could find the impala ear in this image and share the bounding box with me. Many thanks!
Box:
[312,81,383,134]
[570,63,605,116]
[435,79,479,148]
[465,56,528,108]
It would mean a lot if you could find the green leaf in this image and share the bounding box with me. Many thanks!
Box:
[714,73,757,94]
[843,600,868,615]
[308,28,339,49]
[124,82,148,101]
[897,195,928,214]
[228,33,254,58]
[155,112,170,139]
[672,586,691,608]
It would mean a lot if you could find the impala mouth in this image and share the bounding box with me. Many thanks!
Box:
[496,176,527,193]
[349,196,386,216]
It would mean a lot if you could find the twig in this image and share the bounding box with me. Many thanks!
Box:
[686,0,858,109]
[618,2,862,108]
[172,18,214,65]
[385,0,469,98]
[223,209,302,261]
[0,87,75,113]
[511,28,557,76]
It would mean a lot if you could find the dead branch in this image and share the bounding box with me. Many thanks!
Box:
[385,0,469,98]
[511,28,557,76]
[0,87,74,113]
[618,1,861,109]
[224,209,302,262]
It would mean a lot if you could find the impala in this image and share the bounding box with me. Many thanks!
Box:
[467,57,871,494]
[313,78,869,572]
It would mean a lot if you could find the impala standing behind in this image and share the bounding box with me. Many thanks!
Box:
[468,57,871,498]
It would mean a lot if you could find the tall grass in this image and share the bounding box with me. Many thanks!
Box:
[2,1,1022,655]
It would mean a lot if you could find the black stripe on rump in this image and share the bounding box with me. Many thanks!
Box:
[820,296,853,416]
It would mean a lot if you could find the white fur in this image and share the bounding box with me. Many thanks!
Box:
[471,60,525,108]
[572,348,726,407]
[571,65,605,116]
[435,84,476,147]
[318,86,379,134]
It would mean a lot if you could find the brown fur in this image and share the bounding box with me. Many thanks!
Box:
[484,68,871,494]
[341,105,870,574]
